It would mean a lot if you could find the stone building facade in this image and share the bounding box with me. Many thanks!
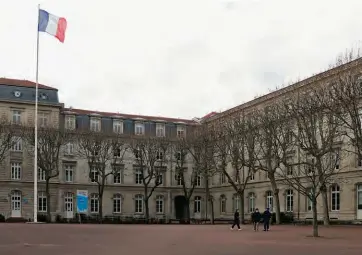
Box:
[1,58,362,222]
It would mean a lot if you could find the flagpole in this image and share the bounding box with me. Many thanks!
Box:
[33,3,40,223]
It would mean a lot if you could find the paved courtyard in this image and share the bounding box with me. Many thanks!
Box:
[0,223,362,255]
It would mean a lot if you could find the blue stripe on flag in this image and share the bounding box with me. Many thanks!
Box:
[38,9,49,32]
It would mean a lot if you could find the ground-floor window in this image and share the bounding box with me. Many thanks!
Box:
[156,195,164,214]
[331,185,340,211]
[113,194,121,213]
[286,190,293,212]
[194,196,201,213]
[135,194,143,213]
[90,193,99,213]
[38,191,47,212]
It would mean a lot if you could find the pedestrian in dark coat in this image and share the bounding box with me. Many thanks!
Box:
[230,209,241,230]
[263,208,272,231]
[251,208,261,231]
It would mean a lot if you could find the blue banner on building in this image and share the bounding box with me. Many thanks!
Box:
[76,190,88,213]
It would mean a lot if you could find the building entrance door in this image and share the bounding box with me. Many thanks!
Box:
[11,191,21,217]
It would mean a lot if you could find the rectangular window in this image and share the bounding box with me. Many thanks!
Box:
[11,137,22,152]
[90,118,101,132]
[38,112,49,127]
[177,126,186,138]
[135,169,142,184]
[135,123,144,135]
[38,192,47,212]
[156,196,164,213]
[38,168,46,181]
[331,185,340,211]
[194,196,201,213]
[114,171,121,184]
[195,174,201,187]
[220,197,226,213]
[176,173,183,185]
[220,172,226,184]
[90,168,99,183]
[307,189,313,212]
[11,162,21,180]
[156,172,163,185]
[64,143,74,156]
[286,190,293,212]
[113,194,122,213]
[135,195,143,213]
[65,165,74,182]
[156,150,164,161]
[249,170,255,181]
[113,120,123,134]
[12,110,21,124]
[156,123,165,137]
[90,194,99,213]
[65,115,76,130]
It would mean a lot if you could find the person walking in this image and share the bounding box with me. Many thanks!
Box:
[231,209,241,230]
[251,208,261,231]
[263,207,272,231]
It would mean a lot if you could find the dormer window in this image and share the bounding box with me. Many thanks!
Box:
[90,118,101,132]
[156,123,165,137]
[65,115,76,130]
[113,120,123,134]
[177,125,186,138]
[135,122,144,135]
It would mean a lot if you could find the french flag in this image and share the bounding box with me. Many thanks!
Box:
[38,9,67,43]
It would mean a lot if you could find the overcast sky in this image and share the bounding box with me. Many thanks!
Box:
[1,0,362,119]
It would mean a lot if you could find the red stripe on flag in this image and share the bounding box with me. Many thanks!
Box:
[55,17,67,43]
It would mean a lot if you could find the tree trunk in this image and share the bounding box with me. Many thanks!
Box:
[321,187,330,226]
[186,200,191,224]
[204,178,209,223]
[98,195,103,223]
[270,175,281,224]
[45,179,51,223]
[240,191,245,223]
[312,196,319,237]
[210,199,214,225]
[144,197,150,223]
[98,183,105,223]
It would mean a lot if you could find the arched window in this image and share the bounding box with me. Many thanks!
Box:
[331,185,340,211]
[113,194,122,213]
[220,195,226,214]
[194,196,201,213]
[266,191,273,211]
[90,193,99,213]
[286,189,293,212]
[249,193,255,213]
[135,194,143,213]
[156,195,164,214]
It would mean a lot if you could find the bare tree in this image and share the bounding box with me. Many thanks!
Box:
[279,87,344,235]
[327,57,362,165]
[255,103,294,224]
[129,136,170,222]
[173,137,194,223]
[219,111,260,223]
[76,131,128,222]
[0,120,21,165]
[186,126,217,224]
[24,126,68,222]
